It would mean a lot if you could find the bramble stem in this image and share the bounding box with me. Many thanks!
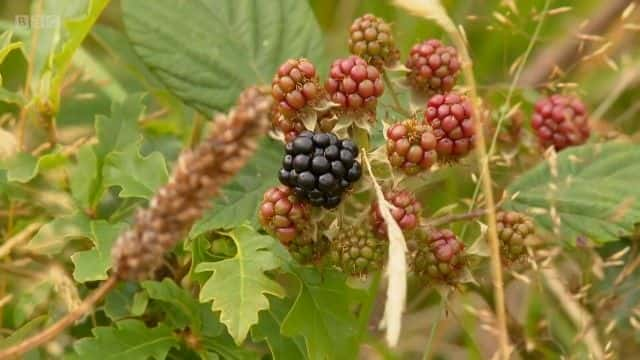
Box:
[382,71,411,118]
[0,275,118,358]
[424,208,489,228]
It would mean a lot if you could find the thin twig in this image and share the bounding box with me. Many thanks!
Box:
[425,208,488,228]
[382,71,411,117]
[422,297,445,360]
[0,275,117,358]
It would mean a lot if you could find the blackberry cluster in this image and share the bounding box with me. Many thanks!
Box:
[406,39,460,95]
[371,188,422,237]
[425,92,475,161]
[348,13,399,69]
[386,119,438,174]
[330,225,386,276]
[278,131,362,209]
[496,211,534,265]
[258,185,310,244]
[325,55,384,113]
[531,94,590,151]
[412,228,466,285]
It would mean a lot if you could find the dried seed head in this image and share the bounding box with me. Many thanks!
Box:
[112,87,272,280]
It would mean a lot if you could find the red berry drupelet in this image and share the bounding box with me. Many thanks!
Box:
[406,39,460,95]
[425,92,475,161]
[348,14,399,69]
[496,211,535,265]
[386,119,437,175]
[278,131,362,209]
[371,189,422,237]
[531,94,590,151]
[412,228,466,285]
[325,56,384,115]
[259,185,311,245]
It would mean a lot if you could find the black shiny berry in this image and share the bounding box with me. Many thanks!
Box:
[278,131,363,209]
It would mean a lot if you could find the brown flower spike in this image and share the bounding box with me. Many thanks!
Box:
[112,87,272,280]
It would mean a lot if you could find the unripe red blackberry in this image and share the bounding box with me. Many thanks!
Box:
[412,228,466,285]
[386,119,437,174]
[371,189,421,237]
[330,225,386,276]
[271,58,321,118]
[531,94,590,151]
[348,14,399,69]
[425,92,475,161]
[259,185,310,244]
[406,39,460,95]
[496,211,534,265]
[325,56,384,114]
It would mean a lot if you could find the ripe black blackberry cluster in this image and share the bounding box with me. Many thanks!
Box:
[278,131,362,209]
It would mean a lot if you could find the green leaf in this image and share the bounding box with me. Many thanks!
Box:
[0,87,25,105]
[71,221,126,282]
[191,139,280,235]
[74,319,179,360]
[142,278,224,337]
[281,268,364,360]
[103,143,168,199]
[0,30,22,68]
[195,225,285,345]
[68,145,103,210]
[504,143,640,244]
[121,0,324,115]
[47,0,110,111]
[0,316,46,350]
[251,297,306,360]
[2,150,67,183]
[104,282,148,321]
[95,94,145,158]
[26,213,91,255]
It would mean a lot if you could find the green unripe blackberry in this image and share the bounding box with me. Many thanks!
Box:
[348,14,399,69]
[330,225,386,276]
[496,211,534,265]
[289,235,329,264]
[412,228,466,285]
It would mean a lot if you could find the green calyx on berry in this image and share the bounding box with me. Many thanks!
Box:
[330,225,386,276]
[425,92,475,161]
[412,228,466,285]
[371,188,422,237]
[496,211,534,265]
[386,118,437,175]
[531,94,590,151]
[348,13,399,69]
[278,131,362,209]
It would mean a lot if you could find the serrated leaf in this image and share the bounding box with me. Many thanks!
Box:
[504,143,640,244]
[121,0,324,115]
[281,267,364,360]
[68,145,103,210]
[74,319,179,360]
[196,225,285,345]
[142,278,223,337]
[104,282,147,321]
[251,297,306,360]
[103,143,168,199]
[26,213,91,255]
[71,221,125,282]
[95,94,145,158]
[191,139,280,235]
[2,150,67,183]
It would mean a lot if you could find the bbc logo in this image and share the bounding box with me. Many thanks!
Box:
[14,15,60,29]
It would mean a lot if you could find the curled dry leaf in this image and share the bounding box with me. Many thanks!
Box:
[362,151,407,347]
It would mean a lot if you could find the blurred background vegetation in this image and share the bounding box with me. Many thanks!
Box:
[0,0,639,359]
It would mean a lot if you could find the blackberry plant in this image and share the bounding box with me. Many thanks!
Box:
[1,2,638,360]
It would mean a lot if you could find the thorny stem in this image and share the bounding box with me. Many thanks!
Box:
[462,0,551,239]
[0,275,118,358]
[382,71,411,118]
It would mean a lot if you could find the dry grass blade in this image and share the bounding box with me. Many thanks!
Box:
[362,151,407,347]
